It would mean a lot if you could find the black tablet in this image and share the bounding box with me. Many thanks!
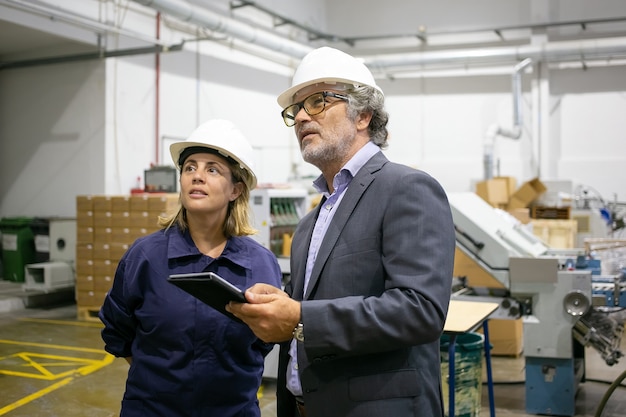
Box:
[167,272,247,321]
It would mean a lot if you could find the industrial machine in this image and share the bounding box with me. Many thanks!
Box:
[448,192,624,416]
[23,218,76,293]
[249,187,309,380]
[249,187,309,275]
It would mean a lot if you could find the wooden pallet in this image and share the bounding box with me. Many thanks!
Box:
[531,205,570,219]
[77,306,102,322]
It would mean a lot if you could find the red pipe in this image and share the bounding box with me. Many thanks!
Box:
[155,12,161,164]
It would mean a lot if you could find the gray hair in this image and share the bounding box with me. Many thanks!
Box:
[345,85,389,148]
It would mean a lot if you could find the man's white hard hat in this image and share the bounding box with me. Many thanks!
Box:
[170,119,257,189]
[277,46,383,109]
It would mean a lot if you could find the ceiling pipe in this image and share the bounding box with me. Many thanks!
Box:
[132,0,626,74]
[483,58,533,180]
[0,42,185,71]
[132,0,312,59]
[495,58,532,140]
[4,0,172,48]
[362,36,626,73]
[6,0,624,75]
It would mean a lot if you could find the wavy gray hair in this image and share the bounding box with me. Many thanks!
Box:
[344,85,389,149]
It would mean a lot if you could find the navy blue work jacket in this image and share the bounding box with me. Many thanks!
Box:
[99,226,282,417]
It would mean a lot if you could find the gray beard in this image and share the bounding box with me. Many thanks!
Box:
[301,135,353,169]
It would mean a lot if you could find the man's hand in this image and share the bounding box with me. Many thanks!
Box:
[226,283,301,343]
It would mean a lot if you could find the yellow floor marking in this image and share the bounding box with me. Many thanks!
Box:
[0,376,75,415]
[18,317,103,328]
[0,339,105,353]
[0,339,115,415]
[0,351,113,379]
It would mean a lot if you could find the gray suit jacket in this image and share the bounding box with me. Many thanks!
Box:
[277,152,455,417]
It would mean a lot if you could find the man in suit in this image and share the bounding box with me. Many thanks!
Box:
[227,46,455,417]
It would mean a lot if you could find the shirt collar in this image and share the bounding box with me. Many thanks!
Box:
[312,141,380,195]
[166,227,252,271]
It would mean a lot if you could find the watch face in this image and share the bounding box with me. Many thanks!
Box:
[294,324,304,342]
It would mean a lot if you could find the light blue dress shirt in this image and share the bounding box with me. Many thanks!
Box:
[287,141,381,396]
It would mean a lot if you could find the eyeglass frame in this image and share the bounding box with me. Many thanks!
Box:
[281,91,349,127]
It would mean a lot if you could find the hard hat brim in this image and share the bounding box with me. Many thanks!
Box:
[170,141,257,189]
[277,76,378,109]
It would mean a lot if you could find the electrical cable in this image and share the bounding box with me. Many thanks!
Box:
[594,367,626,417]
[586,377,626,386]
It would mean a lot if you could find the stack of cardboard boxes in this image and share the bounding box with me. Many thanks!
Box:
[75,194,178,321]
[475,176,577,249]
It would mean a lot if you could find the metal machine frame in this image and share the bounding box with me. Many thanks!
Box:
[448,192,624,416]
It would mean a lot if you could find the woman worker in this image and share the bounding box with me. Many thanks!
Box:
[99,119,282,417]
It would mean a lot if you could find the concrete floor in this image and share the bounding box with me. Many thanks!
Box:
[0,280,625,417]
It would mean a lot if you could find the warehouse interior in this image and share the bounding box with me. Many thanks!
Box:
[1,1,626,416]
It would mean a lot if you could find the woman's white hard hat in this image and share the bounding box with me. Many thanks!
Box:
[277,46,383,109]
[170,119,257,189]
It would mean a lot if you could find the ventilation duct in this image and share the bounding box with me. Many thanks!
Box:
[133,0,313,59]
[133,0,626,74]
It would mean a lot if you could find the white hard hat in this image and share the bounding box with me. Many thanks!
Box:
[170,119,257,189]
[277,46,383,108]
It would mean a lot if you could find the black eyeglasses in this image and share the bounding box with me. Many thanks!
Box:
[281,91,349,127]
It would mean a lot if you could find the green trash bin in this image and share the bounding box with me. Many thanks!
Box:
[0,217,36,282]
[440,332,484,417]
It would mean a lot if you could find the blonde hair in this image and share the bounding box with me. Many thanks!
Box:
[157,161,256,237]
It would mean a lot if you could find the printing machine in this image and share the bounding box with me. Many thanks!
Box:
[447,192,625,416]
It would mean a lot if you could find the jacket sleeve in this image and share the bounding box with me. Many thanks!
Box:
[99,255,138,358]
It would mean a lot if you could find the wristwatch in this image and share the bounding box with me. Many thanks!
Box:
[293,322,304,342]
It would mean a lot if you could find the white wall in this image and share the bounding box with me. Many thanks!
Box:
[0,60,106,218]
[1,1,625,220]
[1,52,625,218]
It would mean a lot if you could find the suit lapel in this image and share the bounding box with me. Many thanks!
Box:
[290,201,322,300]
[303,152,387,299]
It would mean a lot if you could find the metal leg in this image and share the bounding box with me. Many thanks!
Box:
[448,334,457,417]
[482,320,496,417]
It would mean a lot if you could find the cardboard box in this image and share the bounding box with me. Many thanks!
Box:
[92,195,112,212]
[94,211,113,228]
[111,196,131,212]
[76,243,93,261]
[507,177,547,210]
[109,243,130,261]
[76,226,94,243]
[530,219,577,249]
[76,290,107,307]
[76,210,94,227]
[479,318,523,356]
[129,211,158,228]
[110,211,131,228]
[475,178,509,207]
[495,176,517,199]
[92,243,111,260]
[130,195,150,212]
[94,226,112,243]
[147,193,179,212]
[75,259,94,276]
[76,195,94,211]
[76,274,94,291]
[94,275,114,291]
[507,208,531,224]
[93,259,116,277]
